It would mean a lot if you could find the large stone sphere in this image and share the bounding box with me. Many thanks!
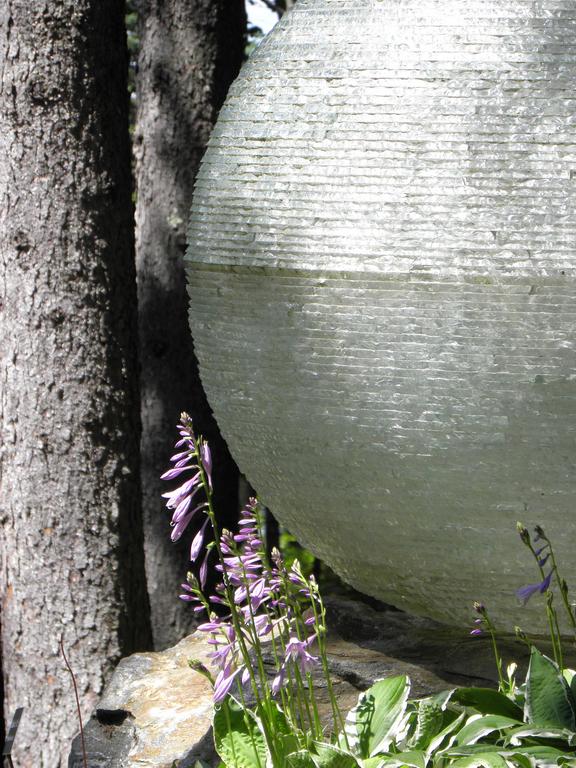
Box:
[186,0,576,628]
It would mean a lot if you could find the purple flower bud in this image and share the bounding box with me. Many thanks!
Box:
[190,518,209,562]
[271,668,286,696]
[470,628,482,636]
[199,549,210,589]
[534,525,546,542]
[200,442,213,489]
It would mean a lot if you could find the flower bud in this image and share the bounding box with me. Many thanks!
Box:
[516,522,530,545]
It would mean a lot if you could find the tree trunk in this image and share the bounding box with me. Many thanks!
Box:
[0,3,152,765]
[134,0,246,649]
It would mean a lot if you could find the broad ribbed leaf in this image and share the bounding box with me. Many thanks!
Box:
[359,758,385,768]
[452,714,521,746]
[213,697,269,768]
[408,690,454,750]
[452,688,523,720]
[524,648,576,729]
[368,750,426,768]
[504,723,576,746]
[346,676,410,757]
[450,754,509,767]
[312,742,360,768]
[426,710,466,758]
[286,751,318,768]
[257,701,299,761]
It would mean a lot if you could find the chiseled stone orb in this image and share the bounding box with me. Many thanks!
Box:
[186,0,576,629]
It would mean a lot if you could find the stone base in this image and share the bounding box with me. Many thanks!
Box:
[69,597,533,767]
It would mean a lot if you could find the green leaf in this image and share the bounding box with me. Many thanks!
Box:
[449,754,510,767]
[445,745,506,756]
[524,648,576,729]
[452,714,522,746]
[360,759,386,768]
[408,691,454,750]
[520,745,575,767]
[287,751,319,768]
[505,755,535,768]
[257,700,300,760]
[504,723,576,746]
[369,750,426,768]
[345,676,410,757]
[312,742,360,768]
[425,710,466,758]
[452,688,524,721]
[213,697,269,768]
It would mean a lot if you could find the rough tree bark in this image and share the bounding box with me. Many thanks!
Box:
[0,2,152,765]
[134,0,246,649]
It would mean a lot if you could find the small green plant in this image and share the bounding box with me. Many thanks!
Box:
[162,417,576,768]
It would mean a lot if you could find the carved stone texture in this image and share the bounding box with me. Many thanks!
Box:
[186,0,576,629]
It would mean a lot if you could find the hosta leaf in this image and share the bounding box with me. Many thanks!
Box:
[360,758,386,768]
[426,710,466,758]
[346,676,410,758]
[520,745,574,767]
[287,751,318,768]
[445,745,511,757]
[452,689,523,721]
[213,697,269,768]
[452,714,521,746]
[504,723,576,746]
[524,648,576,729]
[313,742,361,768]
[408,690,454,750]
[442,745,537,768]
[257,701,299,760]
[449,754,510,767]
[369,750,426,767]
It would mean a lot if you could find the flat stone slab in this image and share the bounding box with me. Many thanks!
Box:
[69,597,534,767]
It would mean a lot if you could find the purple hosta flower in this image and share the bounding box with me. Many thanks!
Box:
[469,616,483,636]
[190,518,210,561]
[179,583,205,612]
[162,413,211,544]
[199,549,210,590]
[213,665,244,704]
[285,635,318,675]
[199,440,213,490]
[516,571,553,606]
[271,667,286,696]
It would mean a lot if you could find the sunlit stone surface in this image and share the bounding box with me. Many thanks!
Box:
[186,0,576,628]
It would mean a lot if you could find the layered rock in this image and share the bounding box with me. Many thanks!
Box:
[69,598,528,767]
